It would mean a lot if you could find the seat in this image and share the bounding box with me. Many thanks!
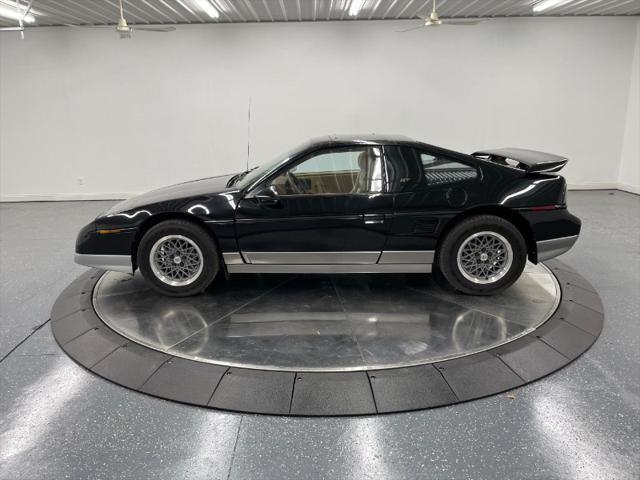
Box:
[352,149,379,193]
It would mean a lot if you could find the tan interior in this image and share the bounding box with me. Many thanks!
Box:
[270,150,379,195]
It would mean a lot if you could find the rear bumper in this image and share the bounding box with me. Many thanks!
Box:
[536,235,579,262]
[74,254,133,274]
[520,208,581,262]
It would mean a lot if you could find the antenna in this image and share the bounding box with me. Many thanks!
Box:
[246,96,251,172]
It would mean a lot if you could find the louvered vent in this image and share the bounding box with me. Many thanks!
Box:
[414,218,438,235]
[424,169,476,185]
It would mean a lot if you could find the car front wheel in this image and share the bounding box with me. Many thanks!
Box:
[437,215,527,295]
[137,219,219,297]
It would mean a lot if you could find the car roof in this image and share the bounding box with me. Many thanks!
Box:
[295,135,480,166]
[308,134,415,147]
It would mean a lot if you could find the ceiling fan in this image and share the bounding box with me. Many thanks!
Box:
[112,0,175,38]
[0,0,34,39]
[67,0,176,39]
[400,0,484,31]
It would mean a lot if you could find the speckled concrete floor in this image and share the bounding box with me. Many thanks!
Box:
[1,191,638,480]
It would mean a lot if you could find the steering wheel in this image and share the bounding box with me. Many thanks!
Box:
[285,171,305,194]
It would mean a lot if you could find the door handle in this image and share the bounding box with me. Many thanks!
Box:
[363,214,385,225]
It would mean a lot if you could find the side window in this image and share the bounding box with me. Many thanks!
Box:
[266,147,383,195]
[420,153,478,185]
[383,146,423,193]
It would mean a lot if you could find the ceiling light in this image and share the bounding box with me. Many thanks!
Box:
[0,4,35,23]
[192,0,219,19]
[533,0,573,13]
[348,0,366,17]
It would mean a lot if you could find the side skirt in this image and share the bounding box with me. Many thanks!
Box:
[225,263,432,274]
[222,251,435,274]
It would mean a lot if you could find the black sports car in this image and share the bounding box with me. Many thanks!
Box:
[75,135,580,296]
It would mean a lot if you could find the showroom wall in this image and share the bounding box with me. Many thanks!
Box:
[618,20,640,194]
[0,16,638,200]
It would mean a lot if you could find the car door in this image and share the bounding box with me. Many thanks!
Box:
[235,146,393,264]
[382,145,481,259]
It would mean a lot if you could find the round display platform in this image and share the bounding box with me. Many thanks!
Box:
[94,264,559,371]
[51,259,604,416]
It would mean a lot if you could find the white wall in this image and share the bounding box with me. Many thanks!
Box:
[618,20,640,195]
[0,17,638,201]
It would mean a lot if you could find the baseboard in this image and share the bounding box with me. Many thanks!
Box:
[567,183,639,195]
[567,183,619,191]
[0,193,135,202]
[615,183,640,195]
[2,184,638,202]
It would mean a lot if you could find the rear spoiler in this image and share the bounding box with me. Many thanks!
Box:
[472,148,568,173]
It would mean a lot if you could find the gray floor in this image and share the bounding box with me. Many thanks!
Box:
[0,191,638,480]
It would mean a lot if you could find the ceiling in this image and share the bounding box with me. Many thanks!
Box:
[1,0,639,28]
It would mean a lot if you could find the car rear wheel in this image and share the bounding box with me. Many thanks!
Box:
[437,215,527,295]
[137,220,219,297]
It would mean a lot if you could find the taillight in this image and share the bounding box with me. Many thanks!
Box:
[528,205,562,211]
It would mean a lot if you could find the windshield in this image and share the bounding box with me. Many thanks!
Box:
[234,141,311,190]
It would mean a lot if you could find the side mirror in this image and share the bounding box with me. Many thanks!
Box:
[254,187,281,207]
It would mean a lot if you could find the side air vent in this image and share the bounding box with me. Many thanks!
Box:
[424,169,477,185]
[413,218,438,235]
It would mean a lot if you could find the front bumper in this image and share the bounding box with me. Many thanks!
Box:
[74,253,133,274]
[536,235,579,262]
[75,221,136,273]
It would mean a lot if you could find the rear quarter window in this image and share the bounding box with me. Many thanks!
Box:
[421,154,478,186]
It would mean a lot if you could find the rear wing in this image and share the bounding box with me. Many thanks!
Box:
[472,148,568,173]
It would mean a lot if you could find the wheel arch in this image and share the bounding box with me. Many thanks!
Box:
[435,206,537,264]
[131,213,221,271]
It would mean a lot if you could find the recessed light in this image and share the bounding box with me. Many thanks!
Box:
[348,0,366,17]
[533,0,573,13]
[192,0,220,19]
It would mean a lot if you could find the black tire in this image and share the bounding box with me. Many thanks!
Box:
[436,215,527,296]
[137,219,219,297]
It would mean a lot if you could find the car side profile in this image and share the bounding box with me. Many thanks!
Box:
[75,135,581,296]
